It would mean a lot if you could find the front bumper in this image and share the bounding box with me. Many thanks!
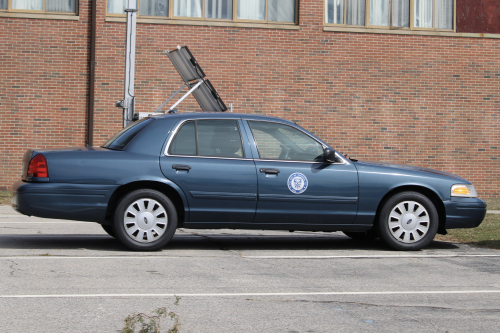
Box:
[12,180,119,223]
[444,197,487,229]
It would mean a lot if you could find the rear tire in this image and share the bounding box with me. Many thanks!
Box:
[113,189,177,251]
[378,191,438,251]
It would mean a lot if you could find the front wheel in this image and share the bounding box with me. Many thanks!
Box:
[114,189,177,251]
[378,192,439,251]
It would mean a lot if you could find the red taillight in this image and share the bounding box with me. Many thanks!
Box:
[27,154,49,178]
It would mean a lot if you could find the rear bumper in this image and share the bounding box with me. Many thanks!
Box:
[12,180,118,223]
[444,197,487,229]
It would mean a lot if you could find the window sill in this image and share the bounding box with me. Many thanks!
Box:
[0,12,78,20]
[106,16,300,30]
[323,26,500,38]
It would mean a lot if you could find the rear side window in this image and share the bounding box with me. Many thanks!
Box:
[168,119,244,158]
[168,121,196,156]
[103,118,155,150]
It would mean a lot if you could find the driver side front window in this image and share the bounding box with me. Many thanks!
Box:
[248,121,324,162]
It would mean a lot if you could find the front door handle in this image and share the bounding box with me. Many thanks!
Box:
[260,168,280,174]
[172,164,192,171]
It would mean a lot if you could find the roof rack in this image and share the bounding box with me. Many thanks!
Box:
[138,46,230,119]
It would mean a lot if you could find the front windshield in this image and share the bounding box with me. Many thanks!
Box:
[102,118,155,150]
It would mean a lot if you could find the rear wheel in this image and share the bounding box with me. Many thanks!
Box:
[114,189,177,251]
[378,191,438,251]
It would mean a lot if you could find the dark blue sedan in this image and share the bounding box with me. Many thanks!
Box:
[12,113,486,251]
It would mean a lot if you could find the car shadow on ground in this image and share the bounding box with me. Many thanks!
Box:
[0,233,460,252]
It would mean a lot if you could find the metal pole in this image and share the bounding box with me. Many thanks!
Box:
[168,80,204,112]
[123,0,138,127]
[153,83,187,113]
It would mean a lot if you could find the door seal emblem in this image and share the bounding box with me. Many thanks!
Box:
[288,173,308,194]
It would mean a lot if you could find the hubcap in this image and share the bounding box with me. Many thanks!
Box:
[387,201,430,243]
[123,198,168,243]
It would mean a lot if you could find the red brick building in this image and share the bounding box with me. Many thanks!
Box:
[1,0,499,197]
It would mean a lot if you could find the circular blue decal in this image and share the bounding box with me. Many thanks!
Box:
[288,173,308,194]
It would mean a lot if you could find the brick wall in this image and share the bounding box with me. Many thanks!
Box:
[93,0,499,197]
[0,1,91,187]
[1,0,499,197]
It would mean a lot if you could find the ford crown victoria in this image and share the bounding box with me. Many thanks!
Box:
[12,113,486,251]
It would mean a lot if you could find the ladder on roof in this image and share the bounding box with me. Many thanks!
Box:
[138,46,230,119]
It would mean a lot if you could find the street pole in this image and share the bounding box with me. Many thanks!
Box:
[117,0,137,127]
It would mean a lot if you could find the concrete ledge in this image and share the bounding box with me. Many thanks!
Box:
[0,12,78,20]
[106,16,300,30]
[323,26,500,39]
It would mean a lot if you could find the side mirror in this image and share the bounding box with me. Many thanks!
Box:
[324,148,340,163]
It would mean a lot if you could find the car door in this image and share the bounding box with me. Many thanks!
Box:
[160,118,257,223]
[243,120,358,226]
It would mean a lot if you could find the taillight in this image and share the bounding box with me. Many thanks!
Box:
[27,154,49,178]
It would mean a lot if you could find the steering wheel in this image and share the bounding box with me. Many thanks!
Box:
[279,145,291,160]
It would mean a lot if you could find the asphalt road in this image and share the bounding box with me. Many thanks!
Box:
[1,206,499,332]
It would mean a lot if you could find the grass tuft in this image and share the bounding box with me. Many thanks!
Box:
[435,214,500,250]
[122,303,181,333]
[484,198,500,211]
[0,190,11,206]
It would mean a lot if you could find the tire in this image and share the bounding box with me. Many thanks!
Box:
[378,191,438,251]
[113,189,178,251]
[343,230,378,240]
[101,224,116,238]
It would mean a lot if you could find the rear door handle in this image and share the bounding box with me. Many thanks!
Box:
[260,168,280,174]
[172,164,191,171]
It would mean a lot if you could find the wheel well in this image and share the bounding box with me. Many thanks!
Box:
[104,181,186,227]
[374,185,447,235]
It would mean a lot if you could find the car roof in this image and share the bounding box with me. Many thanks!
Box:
[155,112,296,126]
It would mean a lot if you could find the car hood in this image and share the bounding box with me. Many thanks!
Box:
[354,160,466,181]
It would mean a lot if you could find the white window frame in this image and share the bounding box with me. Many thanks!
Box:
[106,0,298,25]
[324,0,455,32]
[0,0,78,15]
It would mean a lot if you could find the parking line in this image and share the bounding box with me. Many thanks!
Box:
[1,290,500,299]
[0,254,499,260]
[0,222,89,224]
[242,254,500,259]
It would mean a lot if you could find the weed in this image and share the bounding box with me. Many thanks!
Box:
[122,298,181,333]
[0,190,12,205]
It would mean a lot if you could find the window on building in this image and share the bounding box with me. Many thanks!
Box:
[108,0,297,23]
[0,0,77,13]
[325,0,453,30]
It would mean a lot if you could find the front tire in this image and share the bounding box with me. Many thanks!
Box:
[378,191,438,251]
[114,189,177,251]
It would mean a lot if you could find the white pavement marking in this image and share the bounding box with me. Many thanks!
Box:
[0,222,90,224]
[242,254,500,259]
[488,210,500,214]
[2,290,500,299]
[1,254,499,260]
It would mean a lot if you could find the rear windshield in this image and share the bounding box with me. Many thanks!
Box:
[102,118,155,150]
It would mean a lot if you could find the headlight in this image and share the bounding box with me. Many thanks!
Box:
[451,184,478,198]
